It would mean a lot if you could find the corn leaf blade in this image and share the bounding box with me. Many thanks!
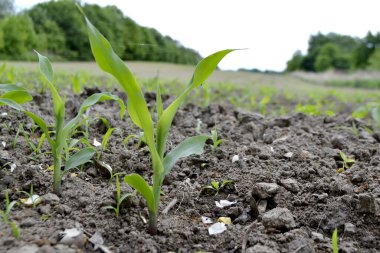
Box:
[64,147,96,171]
[332,227,338,253]
[82,13,155,148]
[156,50,235,157]
[0,98,25,110]
[163,135,209,176]
[124,173,155,212]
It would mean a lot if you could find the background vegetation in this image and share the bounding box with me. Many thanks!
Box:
[0,0,201,64]
[286,32,380,72]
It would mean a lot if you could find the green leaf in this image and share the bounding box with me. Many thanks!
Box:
[102,127,115,151]
[156,50,235,158]
[81,12,155,149]
[339,151,347,162]
[163,135,209,176]
[10,222,20,239]
[156,83,163,120]
[0,90,32,104]
[35,50,53,84]
[332,227,338,253]
[64,147,95,171]
[211,181,220,190]
[124,173,155,212]
[0,98,25,110]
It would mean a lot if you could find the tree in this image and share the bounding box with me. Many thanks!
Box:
[286,50,304,71]
[0,15,37,58]
[314,43,339,72]
[0,0,14,18]
[367,48,380,70]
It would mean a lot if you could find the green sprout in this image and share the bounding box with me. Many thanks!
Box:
[80,7,235,235]
[332,227,339,253]
[0,190,20,239]
[337,151,355,173]
[210,128,223,154]
[0,52,126,195]
[201,180,234,195]
[103,174,132,218]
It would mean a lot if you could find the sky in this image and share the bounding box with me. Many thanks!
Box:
[14,0,380,71]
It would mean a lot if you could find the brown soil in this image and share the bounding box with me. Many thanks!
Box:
[0,89,379,253]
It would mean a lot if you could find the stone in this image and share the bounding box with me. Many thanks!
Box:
[280,178,300,193]
[42,193,60,203]
[39,204,51,215]
[358,193,376,214]
[262,207,296,230]
[311,232,324,242]
[252,182,279,199]
[344,223,356,234]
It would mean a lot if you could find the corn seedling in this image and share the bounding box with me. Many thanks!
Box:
[332,227,339,253]
[259,96,270,115]
[201,180,234,195]
[0,190,20,239]
[103,174,132,218]
[80,6,235,235]
[210,128,223,154]
[0,52,126,195]
[337,151,355,173]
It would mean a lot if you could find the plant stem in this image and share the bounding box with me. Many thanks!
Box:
[53,156,62,195]
[148,211,158,235]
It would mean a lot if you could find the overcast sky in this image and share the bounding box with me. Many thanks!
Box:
[14,0,380,71]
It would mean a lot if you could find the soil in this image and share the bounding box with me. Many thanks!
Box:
[0,88,379,253]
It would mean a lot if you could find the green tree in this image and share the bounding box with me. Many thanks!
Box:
[0,15,37,58]
[0,0,14,18]
[286,50,304,71]
[367,47,380,70]
[315,43,339,72]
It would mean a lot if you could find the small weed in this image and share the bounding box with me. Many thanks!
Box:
[201,180,234,195]
[337,151,355,173]
[210,128,223,154]
[0,190,20,239]
[103,174,132,218]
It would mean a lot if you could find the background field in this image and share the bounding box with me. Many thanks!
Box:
[2,61,379,123]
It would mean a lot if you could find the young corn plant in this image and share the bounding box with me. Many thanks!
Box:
[1,191,20,239]
[332,227,339,253]
[103,173,132,218]
[0,52,126,195]
[80,7,236,235]
[210,128,223,154]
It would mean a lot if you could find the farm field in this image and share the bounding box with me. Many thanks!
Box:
[0,58,380,253]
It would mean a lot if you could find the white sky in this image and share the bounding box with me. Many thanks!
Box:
[14,0,380,71]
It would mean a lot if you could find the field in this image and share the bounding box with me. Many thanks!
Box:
[0,60,380,253]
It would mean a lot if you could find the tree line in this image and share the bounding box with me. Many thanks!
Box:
[0,0,201,64]
[286,32,380,72]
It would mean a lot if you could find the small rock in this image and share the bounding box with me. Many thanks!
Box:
[357,194,375,214]
[284,152,293,159]
[311,232,324,242]
[39,204,51,215]
[86,167,98,177]
[42,193,60,203]
[252,182,279,199]
[280,178,300,193]
[262,207,296,231]
[246,244,279,253]
[351,174,364,184]
[344,223,356,234]
[20,217,37,228]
